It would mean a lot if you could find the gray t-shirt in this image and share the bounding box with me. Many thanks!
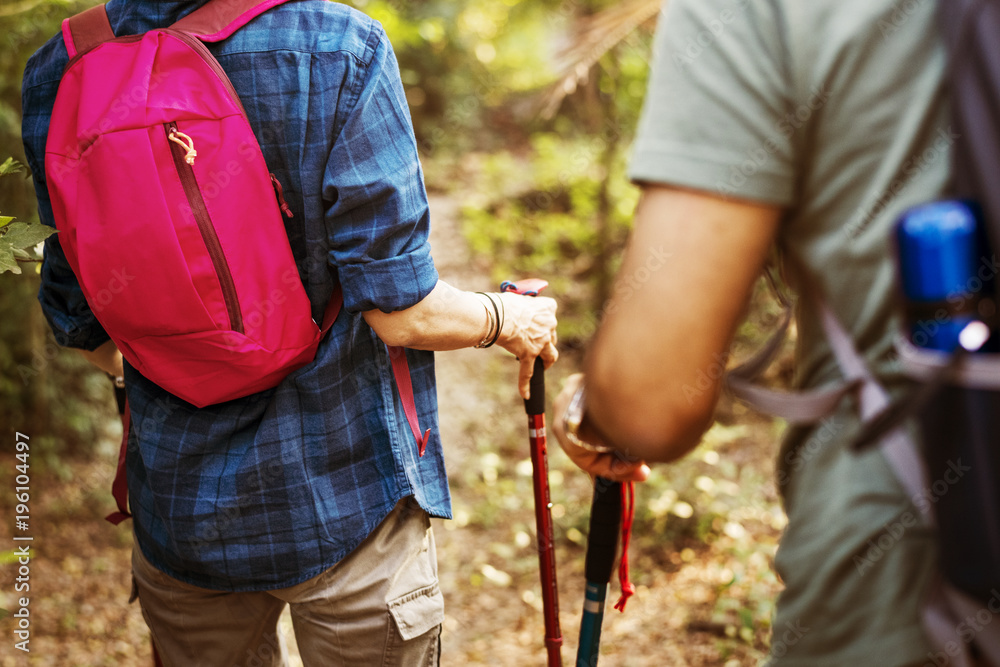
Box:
[631,0,947,664]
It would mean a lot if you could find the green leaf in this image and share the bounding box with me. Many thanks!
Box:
[0,240,22,274]
[0,157,25,177]
[12,247,31,260]
[0,215,13,228]
[2,222,56,249]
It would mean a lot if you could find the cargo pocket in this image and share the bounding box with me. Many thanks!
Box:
[383,582,444,666]
[389,582,444,640]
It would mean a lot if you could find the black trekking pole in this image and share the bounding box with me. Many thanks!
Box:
[576,477,622,667]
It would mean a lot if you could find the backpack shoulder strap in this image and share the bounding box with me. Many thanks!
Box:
[62,4,114,59]
[170,0,293,42]
[937,0,1000,255]
[726,271,934,518]
[724,292,867,423]
[61,0,292,58]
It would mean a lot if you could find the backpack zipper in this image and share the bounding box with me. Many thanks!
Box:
[165,29,248,117]
[270,174,294,218]
[166,32,295,219]
[165,121,243,333]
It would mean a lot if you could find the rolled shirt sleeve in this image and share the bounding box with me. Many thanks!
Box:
[322,29,438,314]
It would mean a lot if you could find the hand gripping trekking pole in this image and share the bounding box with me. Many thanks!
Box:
[500,279,562,667]
[576,478,621,666]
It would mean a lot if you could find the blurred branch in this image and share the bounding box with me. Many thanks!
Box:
[539,0,664,119]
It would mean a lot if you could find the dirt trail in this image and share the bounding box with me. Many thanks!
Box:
[425,194,504,470]
[425,195,784,667]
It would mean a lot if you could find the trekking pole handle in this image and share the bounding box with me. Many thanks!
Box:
[499,279,550,417]
[526,357,546,416]
[577,477,621,666]
[585,478,622,583]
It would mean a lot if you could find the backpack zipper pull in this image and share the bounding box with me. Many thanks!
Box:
[168,129,198,165]
[270,174,294,218]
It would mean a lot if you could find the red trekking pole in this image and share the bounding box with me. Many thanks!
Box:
[501,279,562,666]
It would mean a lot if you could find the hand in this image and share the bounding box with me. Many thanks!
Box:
[496,292,559,399]
[552,373,650,483]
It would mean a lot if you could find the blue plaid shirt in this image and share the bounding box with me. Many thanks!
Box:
[22,0,451,591]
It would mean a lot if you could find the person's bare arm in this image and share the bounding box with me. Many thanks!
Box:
[74,283,557,400]
[78,339,124,378]
[554,186,780,471]
[363,280,558,399]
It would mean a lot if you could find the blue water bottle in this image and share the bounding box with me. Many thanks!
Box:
[895,201,989,351]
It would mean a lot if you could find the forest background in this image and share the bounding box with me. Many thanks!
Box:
[0,0,791,665]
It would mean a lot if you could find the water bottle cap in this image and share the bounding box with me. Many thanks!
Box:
[896,201,981,301]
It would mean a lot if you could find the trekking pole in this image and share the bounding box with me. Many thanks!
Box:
[500,279,562,667]
[576,477,622,666]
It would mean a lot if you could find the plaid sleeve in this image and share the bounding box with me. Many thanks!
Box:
[321,24,438,314]
[22,49,111,352]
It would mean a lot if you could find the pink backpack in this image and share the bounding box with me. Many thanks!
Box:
[46,0,331,407]
[46,0,428,465]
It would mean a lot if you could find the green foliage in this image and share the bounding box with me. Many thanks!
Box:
[0,159,58,274]
[343,0,657,343]
[2,0,92,218]
[462,133,640,340]
[0,547,35,565]
[0,268,118,462]
[454,29,652,341]
[0,156,24,176]
[342,0,637,155]
[309,3,656,344]
[1,1,117,461]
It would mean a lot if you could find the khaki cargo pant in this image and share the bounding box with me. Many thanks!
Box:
[131,498,443,667]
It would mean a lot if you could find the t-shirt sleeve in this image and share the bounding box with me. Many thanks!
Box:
[322,26,438,314]
[630,0,796,206]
